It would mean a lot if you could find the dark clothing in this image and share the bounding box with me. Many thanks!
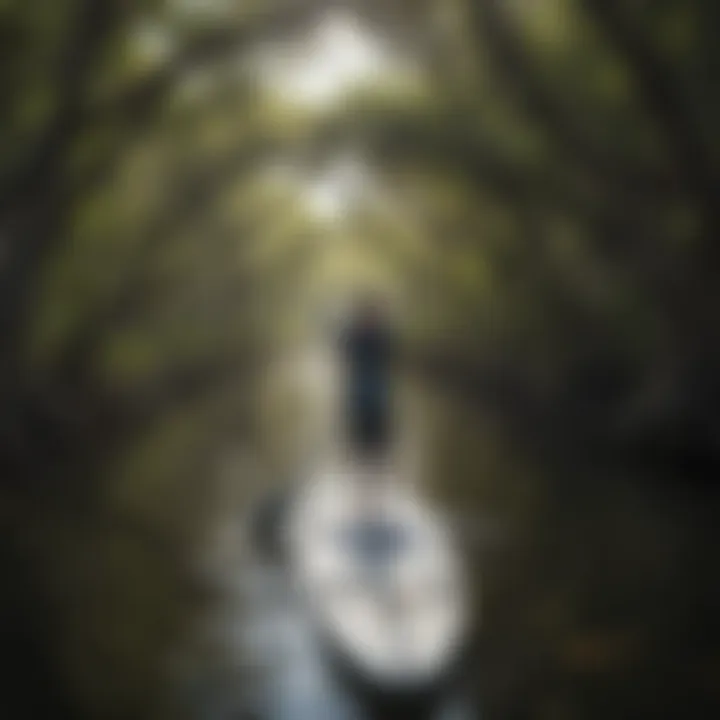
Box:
[341,319,393,456]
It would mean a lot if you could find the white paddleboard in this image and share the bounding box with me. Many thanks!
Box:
[287,467,470,690]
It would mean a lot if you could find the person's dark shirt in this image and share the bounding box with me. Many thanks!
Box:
[342,318,392,407]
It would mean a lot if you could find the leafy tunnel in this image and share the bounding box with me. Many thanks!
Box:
[2,1,720,719]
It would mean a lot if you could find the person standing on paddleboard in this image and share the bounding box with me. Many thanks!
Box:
[339,295,395,466]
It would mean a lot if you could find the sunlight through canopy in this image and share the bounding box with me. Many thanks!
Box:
[255,10,389,109]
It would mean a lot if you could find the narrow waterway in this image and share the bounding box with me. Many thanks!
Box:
[172,339,479,720]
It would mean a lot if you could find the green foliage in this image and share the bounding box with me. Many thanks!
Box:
[2,0,719,717]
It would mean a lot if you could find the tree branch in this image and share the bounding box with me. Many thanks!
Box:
[54,136,289,379]
[582,0,717,225]
[0,0,122,212]
[468,0,674,199]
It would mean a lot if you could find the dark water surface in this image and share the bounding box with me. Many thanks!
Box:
[421,383,720,720]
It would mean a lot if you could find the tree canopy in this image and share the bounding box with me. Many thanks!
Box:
[2,1,719,718]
